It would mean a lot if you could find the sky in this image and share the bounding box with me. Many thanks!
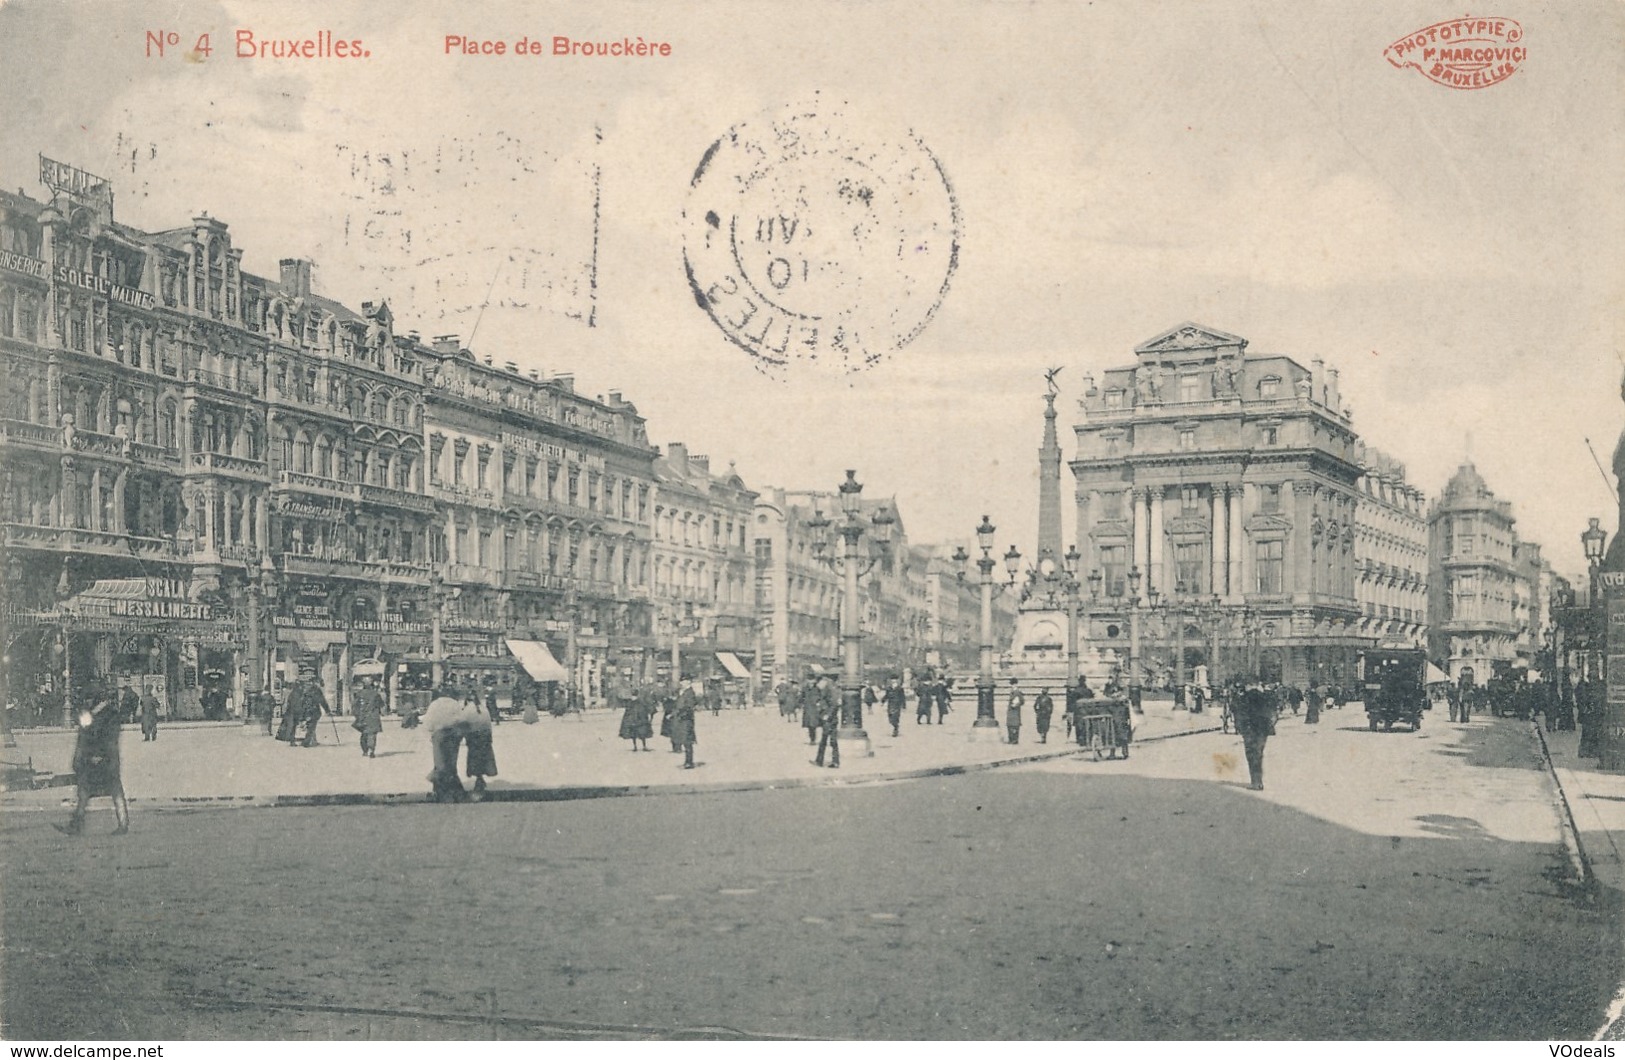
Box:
[2,0,1621,577]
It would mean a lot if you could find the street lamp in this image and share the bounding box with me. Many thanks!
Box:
[1584,517,1608,600]
[955,515,1019,739]
[808,470,893,756]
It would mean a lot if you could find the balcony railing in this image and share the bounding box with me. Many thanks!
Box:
[69,428,125,457]
[131,441,181,466]
[190,451,267,476]
[431,483,499,508]
[186,366,262,397]
[359,482,435,513]
[445,563,502,587]
[3,523,191,558]
[277,469,354,498]
[0,418,62,449]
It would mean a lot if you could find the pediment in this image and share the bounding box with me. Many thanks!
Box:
[1135,322,1247,358]
[1245,512,1293,534]
[1164,515,1210,536]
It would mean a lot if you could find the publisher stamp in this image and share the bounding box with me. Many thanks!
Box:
[1383,17,1525,90]
[682,101,960,377]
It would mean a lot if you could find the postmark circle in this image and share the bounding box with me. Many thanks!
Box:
[683,102,961,377]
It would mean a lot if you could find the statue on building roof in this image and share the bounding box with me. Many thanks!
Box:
[1043,365,1063,395]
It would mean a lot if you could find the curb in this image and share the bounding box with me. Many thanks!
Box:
[10,723,1224,812]
[1531,721,1593,887]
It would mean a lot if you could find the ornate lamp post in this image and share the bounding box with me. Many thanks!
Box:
[808,470,894,756]
[1583,517,1615,768]
[1584,517,1608,603]
[1040,545,1099,692]
[953,515,1020,739]
[1126,566,1143,710]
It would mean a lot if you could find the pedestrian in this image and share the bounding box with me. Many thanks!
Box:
[138,684,160,742]
[776,679,797,723]
[672,678,699,769]
[936,678,953,724]
[351,675,385,758]
[1304,683,1322,725]
[1033,688,1054,744]
[1233,681,1278,791]
[618,680,653,751]
[117,677,140,725]
[661,682,679,752]
[800,674,823,745]
[705,676,723,717]
[484,681,502,725]
[1104,690,1133,759]
[279,665,329,747]
[882,676,907,737]
[56,683,129,836]
[1005,679,1024,744]
[915,677,934,725]
[813,674,841,769]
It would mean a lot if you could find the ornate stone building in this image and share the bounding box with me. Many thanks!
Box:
[1427,462,1524,682]
[1353,444,1429,652]
[1071,323,1365,688]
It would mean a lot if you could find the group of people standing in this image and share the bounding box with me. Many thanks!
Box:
[614,679,701,768]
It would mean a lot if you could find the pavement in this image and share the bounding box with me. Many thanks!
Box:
[0,698,1221,809]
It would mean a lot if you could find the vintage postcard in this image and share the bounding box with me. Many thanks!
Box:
[0,0,1621,1046]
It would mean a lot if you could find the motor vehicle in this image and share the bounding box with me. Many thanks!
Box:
[1359,648,1427,732]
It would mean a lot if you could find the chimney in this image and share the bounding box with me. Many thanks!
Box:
[693,454,711,475]
[407,330,421,343]
[482,354,493,366]
[1311,358,1324,405]
[667,442,689,471]
[1326,366,1341,414]
[278,258,313,298]
[505,361,518,374]
[555,374,575,392]
[607,390,623,406]
[432,334,460,354]
[528,370,540,380]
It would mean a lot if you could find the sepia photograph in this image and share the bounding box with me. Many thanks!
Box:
[1,0,1622,1045]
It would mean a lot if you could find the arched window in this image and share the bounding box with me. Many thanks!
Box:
[313,435,332,479]
[159,399,178,450]
[294,431,313,474]
[0,287,14,338]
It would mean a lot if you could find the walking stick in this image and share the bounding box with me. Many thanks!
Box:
[328,708,343,745]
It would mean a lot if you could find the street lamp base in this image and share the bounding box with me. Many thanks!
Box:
[837,725,874,757]
[968,719,1003,743]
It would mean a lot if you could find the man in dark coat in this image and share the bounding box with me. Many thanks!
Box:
[139,686,161,742]
[1304,683,1322,725]
[58,683,129,836]
[1033,688,1054,744]
[351,676,385,758]
[1233,682,1278,790]
[1005,679,1024,744]
[281,667,329,747]
[936,678,953,724]
[776,679,797,722]
[672,679,699,769]
[813,675,841,769]
[882,676,907,737]
[915,678,934,725]
[484,682,502,725]
[704,677,724,717]
[800,675,823,744]
[1104,692,1133,759]
[117,678,140,726]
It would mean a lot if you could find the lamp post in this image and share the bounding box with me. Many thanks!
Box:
[808,470,894,756]
[1126,567,1143,711]
[954,515,1021,739]
[1583,517,1614,769]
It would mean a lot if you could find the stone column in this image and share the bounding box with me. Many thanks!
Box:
[1128,489,1143,602]
[90,468,103,531]
[1148,487,1165,596]
[1240,483,1257,596]
[1211,486,1226,596]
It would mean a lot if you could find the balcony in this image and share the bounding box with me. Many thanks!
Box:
[3,523,190,559]
[276,469,353,499]
[445,562,502,587]
[431,483,499,508]
[190,451,268,477]
[131,441,181,467]
[355,558,431,585]
[359,482,435,514]
[186,366,261,398]
[0,418,61,450]
[69,428,126,458]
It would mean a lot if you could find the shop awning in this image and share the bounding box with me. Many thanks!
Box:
[1424,662,1451,685]
[281,627,348,650]
[506,639,568,682]
[715,651,751,679]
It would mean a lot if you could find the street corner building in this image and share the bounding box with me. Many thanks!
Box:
[1070,323,1429,689]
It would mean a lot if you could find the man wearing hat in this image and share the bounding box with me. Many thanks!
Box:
[1005,678,1025,745]
[280,663,330,748]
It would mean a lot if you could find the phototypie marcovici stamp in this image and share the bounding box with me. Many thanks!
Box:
[1383,17,1525,90]
[683,100,960,377]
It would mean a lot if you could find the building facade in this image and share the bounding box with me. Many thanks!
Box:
[1427,462,1524,682]
[1353,444,1430,652]
[1072,323,1365,688]
[650,442,757,687]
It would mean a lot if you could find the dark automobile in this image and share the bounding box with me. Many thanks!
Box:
[1360,649,1426,732]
